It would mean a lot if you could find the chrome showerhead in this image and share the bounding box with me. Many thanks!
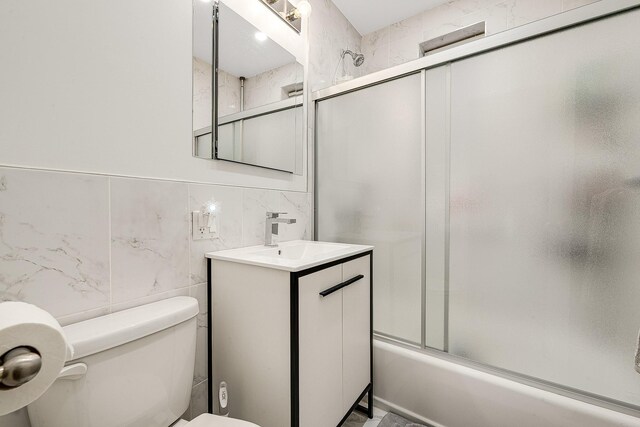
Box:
[341,49,365,67]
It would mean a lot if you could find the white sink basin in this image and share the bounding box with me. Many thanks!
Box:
[206,240,373,272]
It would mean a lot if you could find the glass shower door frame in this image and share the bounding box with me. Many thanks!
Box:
[312,0,640,417]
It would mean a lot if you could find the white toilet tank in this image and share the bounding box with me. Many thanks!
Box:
[28,297,199,427]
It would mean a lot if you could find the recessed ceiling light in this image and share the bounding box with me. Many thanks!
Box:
[254,31,268,42]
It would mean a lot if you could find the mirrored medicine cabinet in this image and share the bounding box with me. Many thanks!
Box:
[192,0,304,175]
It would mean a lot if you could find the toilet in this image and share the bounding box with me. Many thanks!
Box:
[27,296,259,427]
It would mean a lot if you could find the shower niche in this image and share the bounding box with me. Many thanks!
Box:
[192,0,304,174]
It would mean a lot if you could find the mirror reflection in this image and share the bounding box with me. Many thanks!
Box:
[192,1,304,174]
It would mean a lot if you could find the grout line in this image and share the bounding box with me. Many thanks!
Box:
[0,163,308,193]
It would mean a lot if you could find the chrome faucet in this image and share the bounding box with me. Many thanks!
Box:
[265,212,296,247]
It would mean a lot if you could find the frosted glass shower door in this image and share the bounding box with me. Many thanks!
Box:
[447,9,640,406]
[316,74,423,344]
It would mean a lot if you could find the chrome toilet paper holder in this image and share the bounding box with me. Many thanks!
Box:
[0,346,42,388]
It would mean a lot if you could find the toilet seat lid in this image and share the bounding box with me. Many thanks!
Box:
[186,414,261,427]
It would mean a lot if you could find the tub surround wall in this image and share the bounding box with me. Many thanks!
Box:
[306,0,363,91]
[360,0,600,76]
[0,166,312,426]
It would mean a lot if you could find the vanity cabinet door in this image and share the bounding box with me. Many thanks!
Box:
[298,264,344,427]
[341,256,371,413]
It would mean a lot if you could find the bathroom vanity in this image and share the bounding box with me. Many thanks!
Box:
[206,241,373,427]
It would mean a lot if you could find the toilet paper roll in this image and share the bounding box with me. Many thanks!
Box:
[0,302,73,416]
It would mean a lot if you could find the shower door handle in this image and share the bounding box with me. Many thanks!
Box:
[319,274,364,297]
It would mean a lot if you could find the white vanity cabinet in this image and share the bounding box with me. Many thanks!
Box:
[298,256,371,427]
[207,243,373,427]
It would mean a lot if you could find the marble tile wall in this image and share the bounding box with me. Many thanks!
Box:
[193,57,216,131]
[360,0,601,76]
[217,68,243,118]
[244,62,303,110]
[194,59,245,130]
[0,166,312,426]
[307,0,363,91]
[195,59,303,123]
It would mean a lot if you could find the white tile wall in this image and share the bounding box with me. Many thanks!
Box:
[110,178,190,304]
[360,0,601,76]
[193,57,216,131]
[307,0,363,90]
[0,168,110,318]
[188,183,244,285]
[241,188,312,247]
[0,166,312,426]
[244,62,303,110]
[194,60,303,123]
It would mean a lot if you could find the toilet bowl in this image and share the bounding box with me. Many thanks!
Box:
[27,297,259,427]
[175,414,259,426]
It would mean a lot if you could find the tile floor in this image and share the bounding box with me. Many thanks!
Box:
[343,407,387,427]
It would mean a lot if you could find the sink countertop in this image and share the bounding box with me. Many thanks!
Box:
[206,240,373,272]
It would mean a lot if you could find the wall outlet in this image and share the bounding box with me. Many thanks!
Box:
[192,211,218,240]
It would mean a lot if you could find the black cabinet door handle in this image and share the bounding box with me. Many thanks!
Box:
[319,274,364,297]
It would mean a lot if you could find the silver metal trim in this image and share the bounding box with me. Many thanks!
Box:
[420,69,427,349]
[374,335,640,418]
[193,125,212,138]
[218,96,303,125]
[312,0,640,102]
[443,64,451,353]
[211,0,219,158]
[374,331,422,349]
[0,347,42,388]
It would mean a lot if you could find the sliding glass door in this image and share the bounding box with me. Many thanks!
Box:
[315,6,640,409]
[316,74,423,344]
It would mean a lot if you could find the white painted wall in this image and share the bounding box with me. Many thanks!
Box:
[0,0,307,191]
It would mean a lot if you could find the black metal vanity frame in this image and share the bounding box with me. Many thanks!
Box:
[206,250,374,427]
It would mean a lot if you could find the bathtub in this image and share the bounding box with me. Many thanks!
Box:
[373,340,640,427]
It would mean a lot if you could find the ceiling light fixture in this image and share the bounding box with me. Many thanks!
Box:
[296,1,312,17]
[259,0,308,33]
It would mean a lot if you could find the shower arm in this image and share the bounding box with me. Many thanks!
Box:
[332,49,365,84]
[341,49,356,61]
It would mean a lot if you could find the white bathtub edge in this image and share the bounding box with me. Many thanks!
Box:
[373,340,640,427]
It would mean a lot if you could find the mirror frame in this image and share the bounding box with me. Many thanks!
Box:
[211,0,219,161]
